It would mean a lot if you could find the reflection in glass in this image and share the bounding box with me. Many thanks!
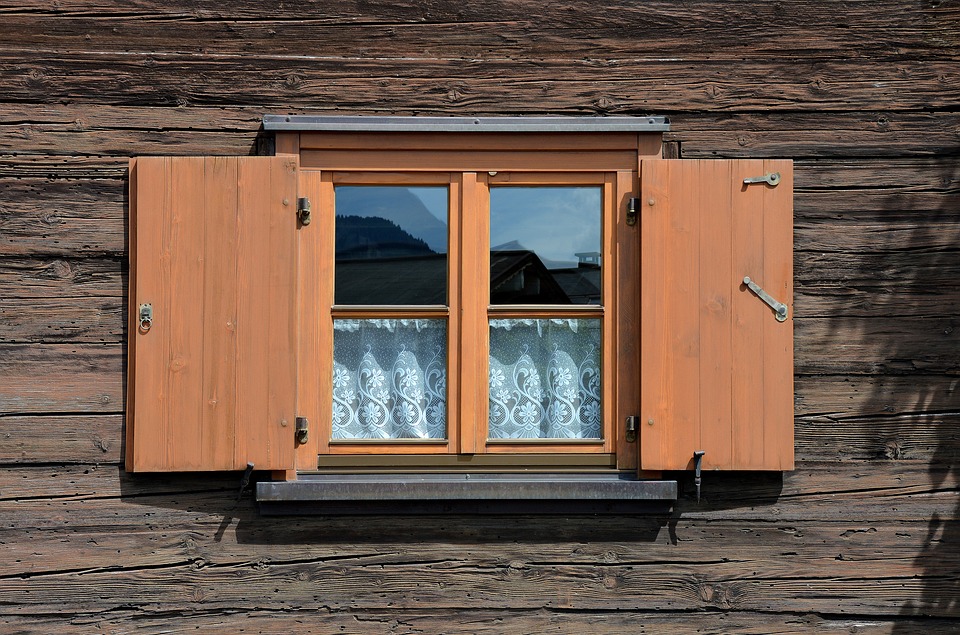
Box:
[333,319,446,440]
[335,186,448,305]
[488,319,601,439]
[490,187,601,305]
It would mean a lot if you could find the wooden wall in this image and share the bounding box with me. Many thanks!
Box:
[1,1,958,632]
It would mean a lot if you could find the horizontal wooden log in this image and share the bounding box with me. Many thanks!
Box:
[4,610,958,635]
[0,297,124,343]
[0,415,121,464]
[671,111,960,158]
[3,108,959,159]
[0,1,956,62]
[794,317,960,375]
[0,258,123,298]
[0,534,954,615]
[2,52,957,112]
[795,374,960,418]
[0,179,125,257]
[797,412,960,463]
[0,344,123,415]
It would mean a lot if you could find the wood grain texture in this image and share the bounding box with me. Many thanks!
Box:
[1,0,958,631]
[640,160,794,470]
[127,156,298,471]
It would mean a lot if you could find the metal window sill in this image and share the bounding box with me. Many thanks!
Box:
[256,473,677,515]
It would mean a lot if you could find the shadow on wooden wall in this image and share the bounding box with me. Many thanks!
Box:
[889,154,960,626]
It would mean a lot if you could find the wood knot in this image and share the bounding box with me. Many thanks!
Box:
[884,439,904,460]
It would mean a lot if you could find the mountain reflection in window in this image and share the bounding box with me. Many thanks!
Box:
[335,186,449,305]
[490,187,601,305]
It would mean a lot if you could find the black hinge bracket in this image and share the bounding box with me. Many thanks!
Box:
[237,462,255,503]
[295,416,309,446]
[626,197,639,226]
[297,197,311,226]
[693,450,705,503]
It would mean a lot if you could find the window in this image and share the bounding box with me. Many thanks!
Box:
[126,117,794,483]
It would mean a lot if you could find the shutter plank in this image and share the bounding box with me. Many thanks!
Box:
[167,157,206,470]
[640,159,794,471]
[698,159,733,468]
[731,160,767,468]
[128,156,298,472]
[762,159,795,470]
[201,157,239,469]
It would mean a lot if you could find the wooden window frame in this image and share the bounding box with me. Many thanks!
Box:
[282,131,660,473]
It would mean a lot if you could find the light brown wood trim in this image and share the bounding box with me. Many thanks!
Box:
[459,172,488,454]
[274,133,300,156]
[486,306,604,317]
[485,443,610,454]
[325,442,453,455]
[446,174,463,456]
[314,453,617,469]
[600,172,618,454]
[295,169,323,471]
[300,132,644,153]
[315,172,336,455]
[125,158,139,473]
[488,171,608,185]
[331,306,449,318]
[328,171,454,185]
[616,169,640,471]
[301,149,637,173]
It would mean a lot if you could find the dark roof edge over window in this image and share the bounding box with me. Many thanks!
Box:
[263,115,670,133]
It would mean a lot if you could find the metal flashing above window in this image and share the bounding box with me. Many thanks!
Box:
[263,115,670,133]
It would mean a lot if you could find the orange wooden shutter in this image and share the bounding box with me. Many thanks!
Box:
[127,156,299,472]
[640,159,794,471]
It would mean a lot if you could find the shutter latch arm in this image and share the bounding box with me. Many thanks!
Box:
[693,450,705,503]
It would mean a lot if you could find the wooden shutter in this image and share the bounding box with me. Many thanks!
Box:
[640,159,794,471]
[127,156,299,472]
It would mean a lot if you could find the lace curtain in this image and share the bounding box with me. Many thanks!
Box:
[332,319,446,439]
[488,318,601,439]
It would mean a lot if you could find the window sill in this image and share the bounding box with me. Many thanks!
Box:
[256,473,677,515]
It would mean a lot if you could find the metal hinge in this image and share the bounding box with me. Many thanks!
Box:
[295,416,309,445]
[297,197,311,226]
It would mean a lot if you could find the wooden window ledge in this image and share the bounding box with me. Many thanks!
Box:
[256,473,677,515]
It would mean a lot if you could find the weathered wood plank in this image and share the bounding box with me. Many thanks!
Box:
[0,344,122,415]
[0,178,125,257]
[4,108,960,158]
[0,415,121,464]
[0,3,956,61]
[0,297,123,343]
[3,610,957,635]
[796,374,960,418]
[794,317,960,375]
[0,543,953,615]
[671,111,960,158]
[2,53,957,112]
[0,257,122,298]
[797,412,960,463]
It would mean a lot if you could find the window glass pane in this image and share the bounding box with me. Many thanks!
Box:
[333,319,446,440]
[490,187,601,305]
[488,319,601,439]
[335,186,448,305]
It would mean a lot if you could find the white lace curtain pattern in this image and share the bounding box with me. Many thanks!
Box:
[331,318,601,441]
[488,319,602,439]
[332,319,446,439]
